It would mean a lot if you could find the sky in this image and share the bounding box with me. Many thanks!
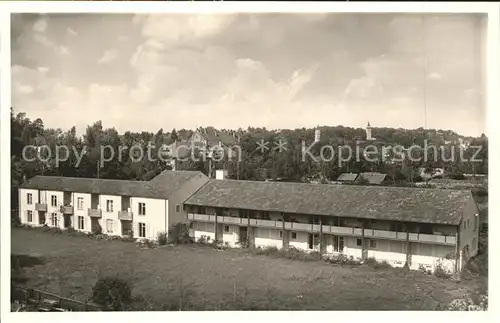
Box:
[11,13,487,137]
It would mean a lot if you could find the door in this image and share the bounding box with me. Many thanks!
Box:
[38,211,46,225]
[64,215,72,228]
[308,233,314,250]
[239,227,248,246]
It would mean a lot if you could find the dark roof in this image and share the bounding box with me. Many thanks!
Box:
[359,172,387,184]
[196,127,238,146]
[337,173,358,182]
[184,180,474,225]
[20,170,207,200]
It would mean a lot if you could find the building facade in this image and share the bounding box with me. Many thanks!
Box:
[18,171,209,240]
[184,179,479,273]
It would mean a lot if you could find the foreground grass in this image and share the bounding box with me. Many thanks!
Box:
[11,228,485,310]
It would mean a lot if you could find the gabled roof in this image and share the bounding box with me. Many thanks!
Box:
[194,127,238,146]
[184,179,474,225]
[20,170,207,200]
[359,172,387,184]
[337,173,358,182]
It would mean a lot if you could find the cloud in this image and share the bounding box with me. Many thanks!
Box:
[16,84,34,95]
[67,27,78,36]
[98,49,118,64]
[428,72,442,80]
[37,66,50,73]
[32,18,48,33]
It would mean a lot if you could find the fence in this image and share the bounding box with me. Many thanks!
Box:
[11,286,102,312]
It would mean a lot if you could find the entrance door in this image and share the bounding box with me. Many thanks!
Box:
[308,233,314,250]
[239,227,248,246]
[91,218,101,234]
[39,212,46,225]
[64,215,72,228]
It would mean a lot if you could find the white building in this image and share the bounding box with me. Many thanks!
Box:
[18,170,209,240]
[184,179,479,273]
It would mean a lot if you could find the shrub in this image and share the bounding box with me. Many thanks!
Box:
[323,253,362,266]
[197,235,211,244]
[94,224,103,235]
[168,223,193,244]
[136,238,157,249]
[450,173,466,180]
[434,263,452,278]
[91,276,132,310]
[11,211,21,228]
[157,231,168,246]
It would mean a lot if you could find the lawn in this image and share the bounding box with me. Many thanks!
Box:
[11,228,484,310]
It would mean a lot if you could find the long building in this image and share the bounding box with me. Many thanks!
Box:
[18,170,209,240]
[184,178,479,273]
[17,170,480,273]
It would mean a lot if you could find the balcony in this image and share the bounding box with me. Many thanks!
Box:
[88,208,102,218]
[35,203,47,212]
[118,210,133,221]
[410,233,456,245]
[186,213,456,245]
[61,206,74,215]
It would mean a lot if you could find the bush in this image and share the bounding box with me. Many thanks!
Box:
[168,223,193,244]
[252,246,321,262]
[91,276,132,310]
[11,210,21,228]
[197,235,211,244]
[42,225,63,235]
[323,253,362,266]
[434,263,452,278]
[157,231,168,246]
[450,173,466,180]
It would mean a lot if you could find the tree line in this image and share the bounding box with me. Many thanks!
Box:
[11,108,488,188]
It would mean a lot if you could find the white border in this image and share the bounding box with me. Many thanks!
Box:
[1,2,498,323]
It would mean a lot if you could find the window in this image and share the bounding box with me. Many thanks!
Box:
[106,219,113,233]
[467,219,470,229]
[262,211,270,220]
[138,223,146,238]
[176,204,181,212]
[291,232,297,240]
[51,213,58,227]
[27,210,33,223]
[356,238,363,246]
[138,203,146,216]
[27,193,33,205]
[106,200,114,212]
[474,214,478,231]
[77,197,84,210]
[472,237,478,251]
[51,195,58,207]
[78,216,84,230]
[189,222,194,229]
[279,230,283,238]
[224,225,230,233]
[463,222,466,230]
[369,239,377,249]
[339,237,344,253]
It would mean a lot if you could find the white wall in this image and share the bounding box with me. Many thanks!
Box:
[100,194,122,236]
[44,190,65,229]
[191,221,216,242]
[19,189,38,225]
[254,227,283,249]
[222,224,240,247]
[131,197,167,240]
[73,193,91,232]
[459,196,480,267]
[409,242,456,272]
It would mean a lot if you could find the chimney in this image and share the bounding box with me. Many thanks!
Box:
[215,169,228,180]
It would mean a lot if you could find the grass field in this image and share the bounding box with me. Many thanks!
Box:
[11,228,485,310]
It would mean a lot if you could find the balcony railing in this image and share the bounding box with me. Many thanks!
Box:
[88,208,102,218]
[35,203,47,212]
[187,213,457,246]
[118,210,133,221]
[61,206,74,215]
